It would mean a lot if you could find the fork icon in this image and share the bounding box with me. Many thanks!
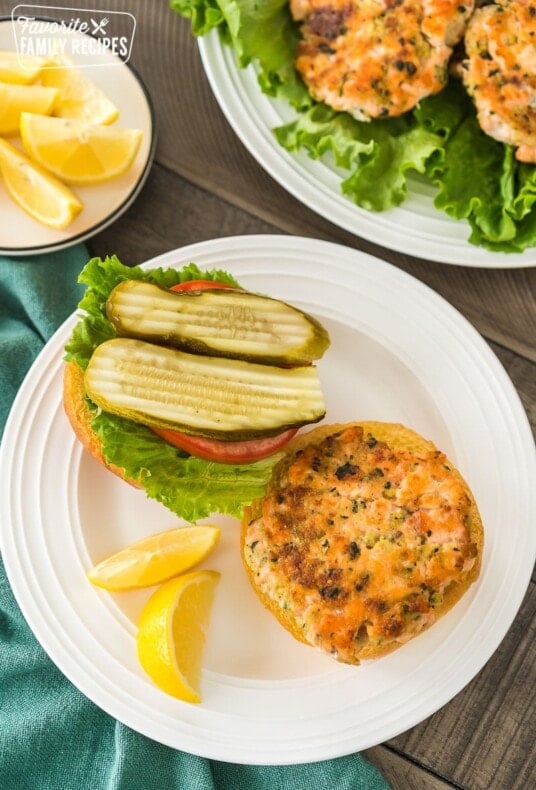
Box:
[91,17,109,35]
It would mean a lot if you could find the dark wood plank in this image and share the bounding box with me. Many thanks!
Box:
[364,746,458,790]
[86,162,281,264]
[389,582,536,790]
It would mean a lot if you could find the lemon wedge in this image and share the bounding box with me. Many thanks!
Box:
[0,51,47,84]
[0,82,57,134]
[0,138,83,229]
[40,58,119,124]
[20,112,143,184]
[88,525,221,591]
[137,570,220,703]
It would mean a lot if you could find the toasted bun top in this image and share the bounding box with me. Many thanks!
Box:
[242,421,483,664]
[63,361,139,486]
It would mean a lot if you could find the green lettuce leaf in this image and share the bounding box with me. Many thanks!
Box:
[90,404,282,522]
[275,103,443,211]
[170,0,225,36]
[412,78,469,139]
[171,0,310,108]
[431,116,518,243]
[274,102,378,172]
[418,84,536,251]
[66,256,280,521]
[341,125,443,211]
[171,0,536,251]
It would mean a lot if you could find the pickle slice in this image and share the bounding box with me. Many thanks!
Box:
[106,280,330,365]
[84,338,326,440]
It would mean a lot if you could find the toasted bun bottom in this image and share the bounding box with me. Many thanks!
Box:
[241,421,484,663]
[63,361,140,487]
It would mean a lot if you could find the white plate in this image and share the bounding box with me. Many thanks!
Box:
[198,32,536,269]
[0,18,155,256]
[1,235,535,765]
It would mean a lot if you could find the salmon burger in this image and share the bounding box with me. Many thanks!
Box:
[242,422,483,664]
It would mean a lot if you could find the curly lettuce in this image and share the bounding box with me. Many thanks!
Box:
[171,0,536,251]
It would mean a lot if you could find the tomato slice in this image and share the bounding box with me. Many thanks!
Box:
[151,426,298,464]
[170,279,239,293]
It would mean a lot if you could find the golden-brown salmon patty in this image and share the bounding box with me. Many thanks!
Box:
[242,422,483,664]
[290,0,475,119]
[461,0,536,162]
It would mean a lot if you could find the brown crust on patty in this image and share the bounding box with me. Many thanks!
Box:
[291,0,474,121]
[241,421,483,663]
[63,361,139,486]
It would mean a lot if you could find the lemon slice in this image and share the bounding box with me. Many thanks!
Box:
[40,58,119,124]
[88,525,221,591]
[0,51,47,84]
[0,82,57,134]
[0,138,83,229]
[20,112,143,184]
[137,570,220,703]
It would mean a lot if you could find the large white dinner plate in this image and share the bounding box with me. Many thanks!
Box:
[1,235,535,765]
[0,18,155,256]
[198,32,536,269]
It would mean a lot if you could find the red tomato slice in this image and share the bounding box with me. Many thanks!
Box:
[170,279,239,292]
[151,426,298,464]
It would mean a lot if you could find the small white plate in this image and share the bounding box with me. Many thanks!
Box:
[0,18,155,256]
[1,235,535,764]
[198,31,536,268]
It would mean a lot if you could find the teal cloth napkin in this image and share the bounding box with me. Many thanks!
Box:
[0,248,390,790]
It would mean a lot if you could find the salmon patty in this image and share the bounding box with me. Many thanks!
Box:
[242,422,483,664]
[290,0,474,120]
[461,0,536,162]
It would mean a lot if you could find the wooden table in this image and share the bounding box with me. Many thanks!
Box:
[4,1,535,786]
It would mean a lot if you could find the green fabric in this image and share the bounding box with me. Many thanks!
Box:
[0,248,390,790]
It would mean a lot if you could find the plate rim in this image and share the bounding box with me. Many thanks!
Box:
[0,16,156,257]
[1,234,535,764]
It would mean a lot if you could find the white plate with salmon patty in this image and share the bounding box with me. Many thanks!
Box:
[196,29,536,268]
[1,235,535,764]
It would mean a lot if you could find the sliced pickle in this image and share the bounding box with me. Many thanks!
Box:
[84,338,326,440]
[106,280,330,365]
